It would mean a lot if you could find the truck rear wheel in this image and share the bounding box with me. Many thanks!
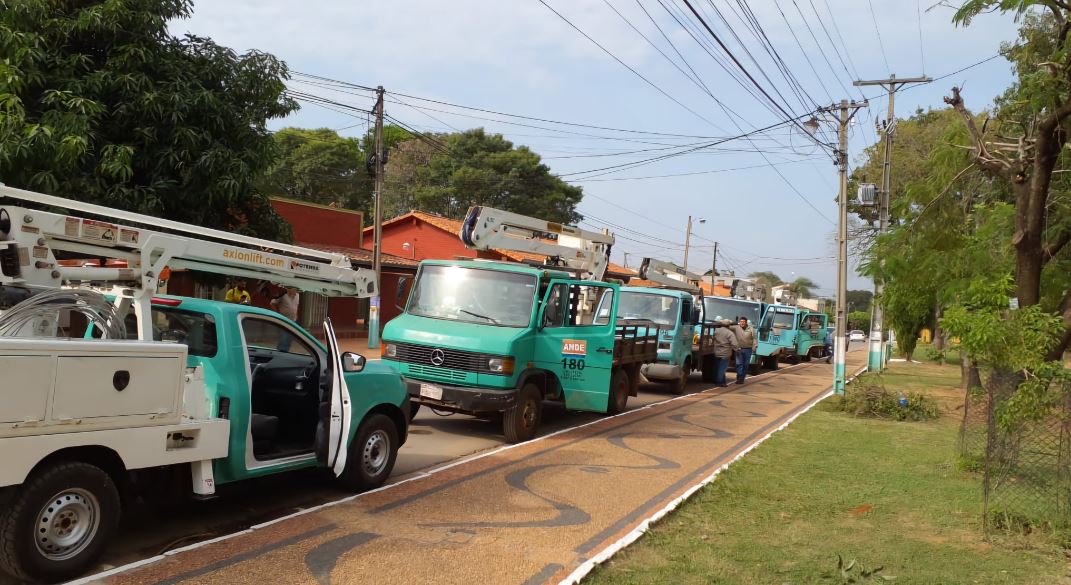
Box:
[763,355,779,370]
[701,355,717,383]
[503,384,542,443]
[0,462,120,584]
[606,369,630,414]
[339,414,399,491]
[788,353,801,365]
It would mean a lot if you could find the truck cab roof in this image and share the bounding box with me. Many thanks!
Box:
[419,259,573,280]
[619,286,694,300]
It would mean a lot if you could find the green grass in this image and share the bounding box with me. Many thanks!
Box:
[586,362,1068,585]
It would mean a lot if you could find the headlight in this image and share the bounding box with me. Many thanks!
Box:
[382,343,397,358]
[487,357,515,375]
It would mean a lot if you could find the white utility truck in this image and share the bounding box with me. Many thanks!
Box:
[0,185,410,583]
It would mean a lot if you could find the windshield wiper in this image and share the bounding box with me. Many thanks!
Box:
[459,308,499,325]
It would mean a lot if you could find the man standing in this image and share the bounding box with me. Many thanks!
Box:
[732,317,758,384]
[271,286,301,322]
[225,279,251,304]
[712,318,739,387]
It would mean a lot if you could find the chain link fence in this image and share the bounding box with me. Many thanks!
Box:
[960,380,1071,532]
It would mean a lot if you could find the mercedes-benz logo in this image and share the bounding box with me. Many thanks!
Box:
[430,348,446,366]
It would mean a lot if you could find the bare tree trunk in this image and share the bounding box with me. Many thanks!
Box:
[961,351,982,391]
[934,304,945,351]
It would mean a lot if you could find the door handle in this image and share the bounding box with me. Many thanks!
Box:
[596,347,613,354]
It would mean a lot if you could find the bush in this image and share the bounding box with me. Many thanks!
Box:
[841,381,939,421]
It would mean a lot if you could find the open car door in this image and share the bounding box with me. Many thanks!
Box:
[319,318,352,476]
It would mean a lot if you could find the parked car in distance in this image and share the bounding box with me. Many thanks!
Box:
[849,330,866,342]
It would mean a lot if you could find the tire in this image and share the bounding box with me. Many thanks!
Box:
[764,355,779,371]
[339,414,399,491]
[606,369,630,414]
[748,362,761,376]
[669,360,690,395]
[503,383,542,443]
[408,400,421,422]
[701,355,717,383]
[788,353,801,365]
[802,353,812,362]
[0,462,120,584]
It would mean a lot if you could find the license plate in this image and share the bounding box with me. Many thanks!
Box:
[419,383,443,400]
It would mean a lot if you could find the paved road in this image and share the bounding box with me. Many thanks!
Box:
[75,349,863,585]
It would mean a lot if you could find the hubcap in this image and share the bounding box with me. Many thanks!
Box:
[362,430,390,476]
[35,488,100,561]
[522,399,538,428]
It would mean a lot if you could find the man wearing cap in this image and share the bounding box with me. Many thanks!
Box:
[732,317,758,384]
[712,318,739,387]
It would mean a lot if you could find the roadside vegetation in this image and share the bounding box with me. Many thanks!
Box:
[586,360,1069,585]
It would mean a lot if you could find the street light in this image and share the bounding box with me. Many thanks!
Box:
[683,216,705,272]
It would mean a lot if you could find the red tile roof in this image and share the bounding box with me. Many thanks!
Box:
[297,242,419,269]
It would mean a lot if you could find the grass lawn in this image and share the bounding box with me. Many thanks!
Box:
[586,361,1070,585]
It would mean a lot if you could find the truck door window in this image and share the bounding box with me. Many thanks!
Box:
[542,284,567,328]
[570,284,613,326]
[680,299,692,324]
[241,318,313,357]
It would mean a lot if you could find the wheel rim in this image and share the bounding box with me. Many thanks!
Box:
[521,398,539,429]
[35,488,100,561]
[362,430,391,477]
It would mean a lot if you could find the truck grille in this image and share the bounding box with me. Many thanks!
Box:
[408,365,468,380]
[389,342,501,374]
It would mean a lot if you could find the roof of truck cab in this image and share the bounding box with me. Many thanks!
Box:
[418,259,572,279]
[619,286,693,299]
[150,295,286,319]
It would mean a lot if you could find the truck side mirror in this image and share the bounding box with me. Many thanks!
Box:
[341,352,366,373]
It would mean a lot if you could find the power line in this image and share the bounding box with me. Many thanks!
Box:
[916,0,926,73]
[866,0,892,73]
[536,0,727,132]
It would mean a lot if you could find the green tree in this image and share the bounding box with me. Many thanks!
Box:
[846,290,873,313]
[0,0,296,239]
[787,276,818,299]
[848,311,871,333]
[383,129,583,223]
[260,127,368,210]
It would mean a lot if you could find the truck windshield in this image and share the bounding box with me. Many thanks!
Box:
[703,297,761,324]
[771,310,796,329]
[406,265,537,328]
[618,292,679,326]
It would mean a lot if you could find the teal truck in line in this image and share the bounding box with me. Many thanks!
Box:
[381,207,662,442]
[617,259,718,393]
[701,295,786,372]
[0,187,409,583]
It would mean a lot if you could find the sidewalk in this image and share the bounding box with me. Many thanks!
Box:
[90,352,866,585]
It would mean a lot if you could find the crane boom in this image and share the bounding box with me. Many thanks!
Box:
[638,258,703,294]
[459,205,614,281]
[0,184,376,339]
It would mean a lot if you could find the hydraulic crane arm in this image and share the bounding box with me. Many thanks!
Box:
[459,206,614,281]
[0,184,376,338]
[638,258,703,294]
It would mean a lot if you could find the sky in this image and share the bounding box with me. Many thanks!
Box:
[171,0,1020,296]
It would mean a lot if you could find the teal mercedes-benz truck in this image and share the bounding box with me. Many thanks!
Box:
[700,295,787,372]
[795,310,829,361]
[381,260,661,442]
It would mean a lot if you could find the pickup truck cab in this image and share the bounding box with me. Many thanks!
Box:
[382,260,660,442]
[765,304,807,364]
[617,287,716,393]
[0,295,409,583]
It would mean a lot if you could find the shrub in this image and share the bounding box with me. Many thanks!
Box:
[841,381,939,421]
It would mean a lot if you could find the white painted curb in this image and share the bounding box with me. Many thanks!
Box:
[557,364,870,585]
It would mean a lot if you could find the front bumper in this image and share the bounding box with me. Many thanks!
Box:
[404,377,517,414]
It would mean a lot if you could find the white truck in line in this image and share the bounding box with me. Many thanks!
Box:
[0,185,411,583]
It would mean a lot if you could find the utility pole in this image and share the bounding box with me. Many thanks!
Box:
[368,86,385,349]
[814,99,868,394]
[682,215,693,272]
[711,242,718,286]
[853,75,930,373]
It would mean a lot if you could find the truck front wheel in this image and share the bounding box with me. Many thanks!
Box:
[339,414,399,491]
[669,360,690,395]
[0,462,120,584]
[503,384,542,443]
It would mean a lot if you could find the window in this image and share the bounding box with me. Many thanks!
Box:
[542,283,567,328]
[407,265,537,328]
[618,292,678,327]
[241,318,313,356]
[115,308,219,357]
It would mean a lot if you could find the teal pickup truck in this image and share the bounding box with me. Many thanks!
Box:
[795,310,829,361]
[123,296,411,485]
[381,260,660,442]
[617,287,717,393]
